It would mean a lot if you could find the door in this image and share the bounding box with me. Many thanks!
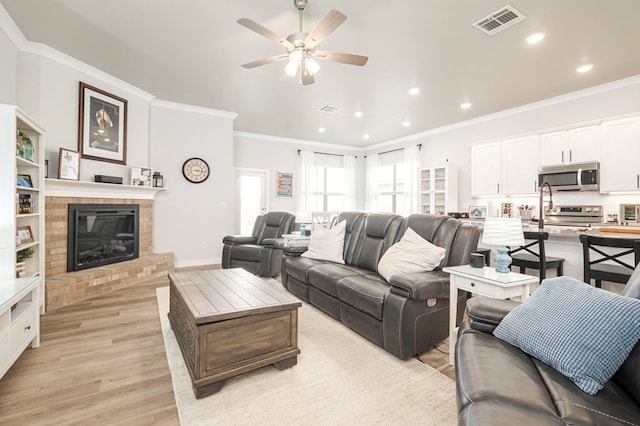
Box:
[235,169,268,235]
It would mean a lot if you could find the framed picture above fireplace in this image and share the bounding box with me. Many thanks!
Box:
[78,82,128,165]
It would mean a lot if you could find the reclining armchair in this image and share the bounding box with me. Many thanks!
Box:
[222,211,295,277]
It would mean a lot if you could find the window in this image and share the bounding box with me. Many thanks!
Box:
[377,149,406,214]
[297,151,356,213]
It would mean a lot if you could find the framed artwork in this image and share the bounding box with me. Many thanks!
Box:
[277,171,293,198]
[17,225,34,244]
[58,148,80,181]
[78,82,128,164]
[17,174,33,188]
[131,166,152,186]
[469,206,487,218]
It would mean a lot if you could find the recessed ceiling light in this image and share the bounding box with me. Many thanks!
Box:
[525,32,546,44]
[461,102,472,110]
[576,64,594,73]
[354,111,363,118]
[318,127,326,133]
[408,87,420,96]
[363,134,370,140]
[402,120,411,127]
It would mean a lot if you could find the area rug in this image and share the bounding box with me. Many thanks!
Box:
[156,286,457,425]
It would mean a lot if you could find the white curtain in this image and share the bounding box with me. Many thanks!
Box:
[403,145,420,215]
[296,150,317,212]
[343,155,356,211]
[365,154,379,212]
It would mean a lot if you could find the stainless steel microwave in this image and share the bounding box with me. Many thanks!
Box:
[538,161,600,191]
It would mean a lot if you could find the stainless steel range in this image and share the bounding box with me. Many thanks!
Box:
[543,204,603,226]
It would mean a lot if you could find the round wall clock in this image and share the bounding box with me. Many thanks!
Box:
[182,157,210,183]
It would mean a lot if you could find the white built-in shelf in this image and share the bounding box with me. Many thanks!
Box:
[45,178,166,200]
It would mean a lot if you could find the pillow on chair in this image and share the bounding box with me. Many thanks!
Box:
[493,276,640,395]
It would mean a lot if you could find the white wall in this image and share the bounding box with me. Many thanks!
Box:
[0,20,17,104]
[233,133,366,220]
[150,102,236,267]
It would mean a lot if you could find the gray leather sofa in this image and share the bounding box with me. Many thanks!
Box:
[281,212,480,359]
[222,211,295,277]
[455,276,640,425]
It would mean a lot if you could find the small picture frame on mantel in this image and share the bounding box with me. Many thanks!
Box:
[58,148,80,181]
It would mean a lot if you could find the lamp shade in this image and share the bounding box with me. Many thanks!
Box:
[482,217,525,247]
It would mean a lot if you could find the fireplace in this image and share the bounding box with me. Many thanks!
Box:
[67,203,140,272]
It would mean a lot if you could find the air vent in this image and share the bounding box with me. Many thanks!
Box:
[319,105,341,113]
[474,5,526,35]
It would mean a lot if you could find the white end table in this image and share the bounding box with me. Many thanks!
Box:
[282,234,310,247]
[443,265,538,365]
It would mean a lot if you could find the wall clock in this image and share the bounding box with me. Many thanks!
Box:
[182,157,210,183]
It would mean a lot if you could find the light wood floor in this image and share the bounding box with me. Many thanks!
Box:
[0,268,453,425]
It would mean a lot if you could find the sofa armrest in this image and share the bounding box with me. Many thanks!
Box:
[466,297,520,334]
[283,246,308,257]
[262,237,285,248]
[223,235,258,245]
[388,270,450,300]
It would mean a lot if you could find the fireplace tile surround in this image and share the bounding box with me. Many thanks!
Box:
[44,182,174,310]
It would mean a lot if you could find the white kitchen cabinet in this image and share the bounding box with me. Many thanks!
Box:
[471,142,502,196]
[539,125,598,166]
[600,116,640,192]
[502,135,539,195]
[419,164,458,215]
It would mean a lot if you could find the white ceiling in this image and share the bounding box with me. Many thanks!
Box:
[2,0,640,147]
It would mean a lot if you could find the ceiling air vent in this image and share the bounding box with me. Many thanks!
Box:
[474,5,526,35]
[319,105,342,113]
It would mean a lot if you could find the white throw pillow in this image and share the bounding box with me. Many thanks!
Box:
[377,227,446,281]
[301,220,346,264]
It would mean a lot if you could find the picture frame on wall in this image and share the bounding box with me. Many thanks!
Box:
[58,148,80,181]
[78,82,128,165]
[276,171,293,198]
[131,166,152,186]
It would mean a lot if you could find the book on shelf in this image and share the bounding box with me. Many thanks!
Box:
[18,193,33,214]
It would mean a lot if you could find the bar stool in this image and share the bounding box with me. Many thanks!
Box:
[579,234,640,288]
[509,231,564,283]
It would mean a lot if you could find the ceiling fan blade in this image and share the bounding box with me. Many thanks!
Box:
[241,54,288,69]
[238,18,294,50]
[304,9,347,48]
[315,51,368,66]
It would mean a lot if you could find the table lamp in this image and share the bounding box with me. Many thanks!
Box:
[481,217,525,273]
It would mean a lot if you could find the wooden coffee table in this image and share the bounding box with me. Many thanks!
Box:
[167,268,302,398]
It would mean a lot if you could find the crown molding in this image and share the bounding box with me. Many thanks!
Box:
[0,4,26,49]
[234,131,362,153]
[151,99,238,119]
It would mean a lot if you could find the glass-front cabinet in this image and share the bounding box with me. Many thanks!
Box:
[419,164,457,215]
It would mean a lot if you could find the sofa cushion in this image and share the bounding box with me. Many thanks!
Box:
[308,262,368,297]
[493,276,640,395]
[284,256,325,283]
[377,227,445,281]
[228,244,263,262]
[301,220,346,264]
[337,274,390,320]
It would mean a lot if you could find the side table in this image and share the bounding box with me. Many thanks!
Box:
[443,265,538,365]
[282,234,311,247]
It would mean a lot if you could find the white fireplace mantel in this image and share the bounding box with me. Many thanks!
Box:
[45,178,166,200]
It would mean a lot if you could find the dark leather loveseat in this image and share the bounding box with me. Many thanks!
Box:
[222,211,295,277]
[455,275,640,425]
[281,212,480,359]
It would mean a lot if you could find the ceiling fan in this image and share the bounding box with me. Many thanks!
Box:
[238,0,368,85]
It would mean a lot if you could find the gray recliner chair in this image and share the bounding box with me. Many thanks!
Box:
[222,211,295,277]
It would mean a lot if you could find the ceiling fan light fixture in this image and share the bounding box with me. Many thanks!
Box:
[284,61,299,76]
[305,57,320,75]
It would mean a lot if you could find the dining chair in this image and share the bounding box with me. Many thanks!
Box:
[579,234,640,288]
[509,231,564,282]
